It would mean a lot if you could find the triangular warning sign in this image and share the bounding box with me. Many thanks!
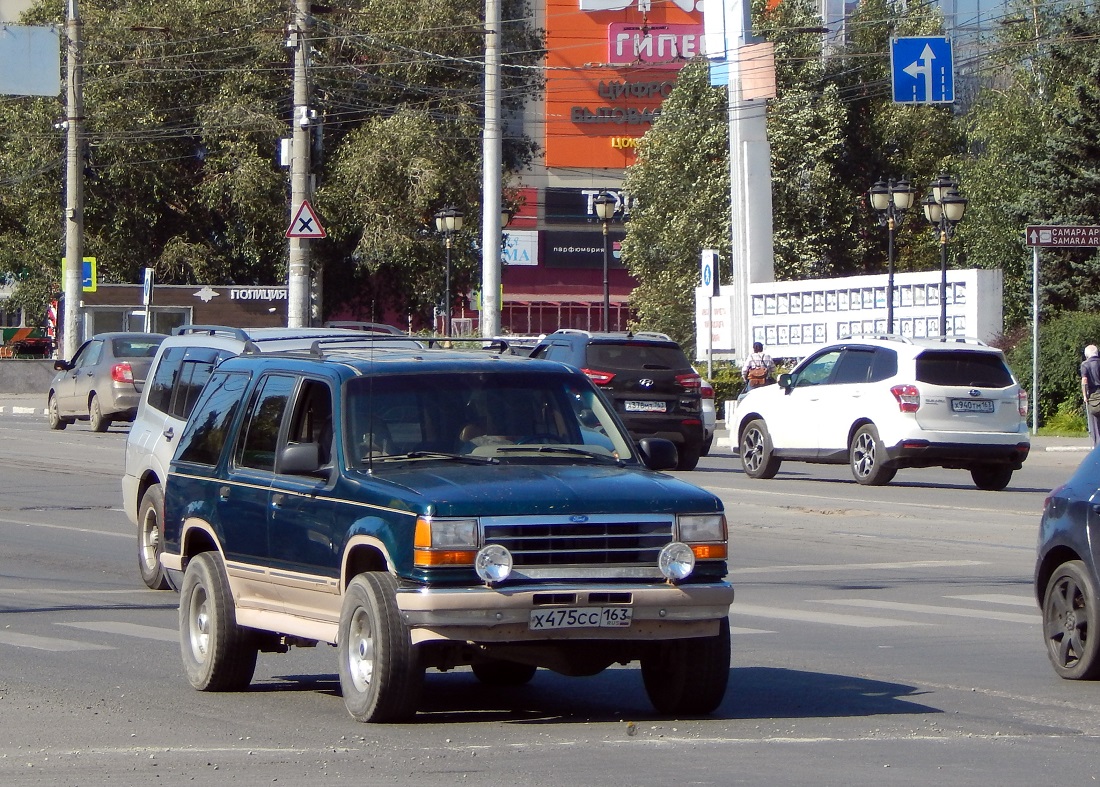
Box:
[286,200,327,238]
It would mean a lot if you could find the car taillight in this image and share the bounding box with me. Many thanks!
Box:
[1018,389,1029,418]
[582,368,615,385]
[676,373,701,390]
[890,384,920,413]
[111,362,134,383]
[700,383,714,400]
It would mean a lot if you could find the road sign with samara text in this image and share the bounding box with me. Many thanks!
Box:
[1025,225,1100,247]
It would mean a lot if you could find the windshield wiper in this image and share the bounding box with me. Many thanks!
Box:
[367,450,497,465]
[494,445,624,465]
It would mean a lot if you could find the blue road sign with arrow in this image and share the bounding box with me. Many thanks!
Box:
[891,37,954,104]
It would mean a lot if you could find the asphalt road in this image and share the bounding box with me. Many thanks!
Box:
[2,407,1098,786]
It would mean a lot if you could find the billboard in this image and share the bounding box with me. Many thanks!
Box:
[544,0,703,168]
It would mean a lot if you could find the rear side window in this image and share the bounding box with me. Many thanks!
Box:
[146,346,233,419]
[235,375,296,472]
[587,342,689,371]
[832,349,875,384]
[175,372,249,466]
[915,351,1014,388]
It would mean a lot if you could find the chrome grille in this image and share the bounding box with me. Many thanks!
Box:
[481,514,674,567]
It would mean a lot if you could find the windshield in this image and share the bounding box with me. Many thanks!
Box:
[345,371,634,466]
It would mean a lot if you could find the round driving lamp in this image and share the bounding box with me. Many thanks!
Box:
[475,544,513,584]
[658,542,696,582]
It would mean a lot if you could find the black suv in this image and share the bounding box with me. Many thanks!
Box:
[162,340,733,722]
[530,330,705,470]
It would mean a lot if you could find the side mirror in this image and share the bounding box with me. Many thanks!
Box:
[54,360,72,372]
[278,442,324,476]
[637,437,678,471]
[778,372,793,390]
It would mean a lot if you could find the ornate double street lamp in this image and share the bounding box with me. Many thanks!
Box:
[593,191,617,332]
[434,206,464,335]
[869,178,916,333]
[921,174,968,337]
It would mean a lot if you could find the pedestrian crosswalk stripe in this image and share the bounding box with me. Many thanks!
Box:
[58,621,178,643]
[729,625,775,635]
[0,630,113,651]
[731,603,926,628]
[814,598,1039,624]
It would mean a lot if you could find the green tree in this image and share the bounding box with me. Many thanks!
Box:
[0,0,542,326]
[620,58,730,350]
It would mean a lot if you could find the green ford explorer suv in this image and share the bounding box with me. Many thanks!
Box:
[162,340,733,722]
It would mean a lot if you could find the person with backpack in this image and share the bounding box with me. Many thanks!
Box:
[741,341,776,390]
[1081,344,1100,447]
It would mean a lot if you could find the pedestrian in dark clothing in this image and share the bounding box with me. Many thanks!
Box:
[1081,345,1100,447]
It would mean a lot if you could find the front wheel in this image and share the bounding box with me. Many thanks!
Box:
[338,572,423,722]
[179,552,258,691]
[47,393,68,430]
[971,465,1013,491]
[1043,560,1100,680]
[849,424,896,486]
[641,617,730,716]
[89,394,110,432]
[137,485,171,590]
[739,420,780,479]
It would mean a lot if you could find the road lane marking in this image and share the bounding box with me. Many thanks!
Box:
[58,621,178,643]
[0,631,113,651]
[729,625,775,635]
[732,559,985,575]
[730,603,926,628]
[946,593,1036,607]
[0,516,130,538]
[814,598,1040,623]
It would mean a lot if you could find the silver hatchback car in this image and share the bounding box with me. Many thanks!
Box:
[47,332,166,432]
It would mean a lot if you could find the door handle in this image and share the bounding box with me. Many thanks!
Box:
[218,485,230,502]
[162,427,174,441]
[272,493,285,508]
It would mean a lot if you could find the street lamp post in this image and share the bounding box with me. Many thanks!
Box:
[921,174,968,337]
[869,178,916,334]
[593,192,616,332]
[434,206,464,335]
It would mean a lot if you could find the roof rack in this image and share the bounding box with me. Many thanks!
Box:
[172,325,250,340]
[916,335,989,346]
[293,334,524,359]
[839,333,912,343]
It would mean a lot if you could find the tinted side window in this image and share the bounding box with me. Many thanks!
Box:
[832,349,875,385]
[235,375,296,472]
[176,372,249,466]
[147,347,187,414]
[168,348,232,420]
[869,349,898,382]
[915,351,1013,388]
[540,343,575,364]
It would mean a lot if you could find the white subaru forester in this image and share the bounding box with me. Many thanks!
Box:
[729,336,1030,490]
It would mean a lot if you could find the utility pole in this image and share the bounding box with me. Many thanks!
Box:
[287,0,312,328]
[62,0,84,358]
[480,0,502,338]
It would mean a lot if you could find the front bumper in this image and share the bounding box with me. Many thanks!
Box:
[396,580,734,644]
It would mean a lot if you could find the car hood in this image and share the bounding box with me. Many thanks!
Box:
[350,462,722,517]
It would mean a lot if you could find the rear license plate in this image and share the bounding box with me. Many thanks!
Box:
[625,400,666,413]
[529,607,633,630]
[951,398,994,413]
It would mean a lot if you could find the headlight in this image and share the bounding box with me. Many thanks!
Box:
[659,542,696,581]
[677,514,728,560]
[414,516,479,567]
